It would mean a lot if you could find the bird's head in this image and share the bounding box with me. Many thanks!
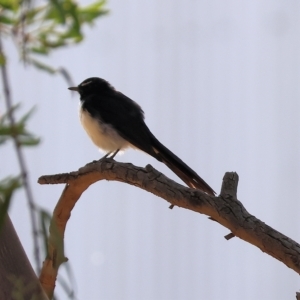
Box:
[68,77,114,98]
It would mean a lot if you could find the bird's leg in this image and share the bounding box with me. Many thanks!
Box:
[103,152,112,158]
[99,151,112,161]
[98,149,119,161]
[109,149,120,160]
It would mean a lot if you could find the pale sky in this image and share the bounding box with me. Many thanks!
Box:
[2,0,300,299]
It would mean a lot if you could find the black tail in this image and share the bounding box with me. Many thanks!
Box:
[149,136,215,196]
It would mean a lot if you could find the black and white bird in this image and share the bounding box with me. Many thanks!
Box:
[69,77,215,196]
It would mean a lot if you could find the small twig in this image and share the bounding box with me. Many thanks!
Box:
[220,172,238,240]
[0,36,40,272]
[224,233,235,240]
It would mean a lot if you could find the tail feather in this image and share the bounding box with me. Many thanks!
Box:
[150,137,215,196]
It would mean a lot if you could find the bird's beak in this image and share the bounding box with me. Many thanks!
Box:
[68,86,79,92]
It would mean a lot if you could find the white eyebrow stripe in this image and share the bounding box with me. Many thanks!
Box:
[81,81,92,86]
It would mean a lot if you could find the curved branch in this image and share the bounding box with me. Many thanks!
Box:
[38,159,300,298]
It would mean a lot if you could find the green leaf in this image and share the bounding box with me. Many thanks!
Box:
[29,58,57,74]
[29,46,50,55]
[0,51,6,66]
[25,6,45,22]
[0,0,20,11]
[0,176,22,231]
[19,135,40,146]
[0,103,21,124]
[78,0,108,23]
[49,0,66,23]
[14,0,108,59]
[39,209,51,256]
[0,124,17,137]
[60,26,83,40]
[0,15,15,24]
[0,104,24,139]
[46,5,65,23]
[0,105,40,146]
[19,106,36,124]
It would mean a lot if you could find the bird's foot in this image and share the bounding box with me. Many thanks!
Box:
[98,149,120,161]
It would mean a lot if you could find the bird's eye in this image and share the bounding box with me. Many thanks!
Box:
[81,80,92,87]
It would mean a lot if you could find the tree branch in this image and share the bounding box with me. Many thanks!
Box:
[0,36,40,272]
[0,215,48,300]
[38,159,300,298]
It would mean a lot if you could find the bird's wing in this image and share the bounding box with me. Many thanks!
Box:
[83,91,215,195]
[83,91,158,156]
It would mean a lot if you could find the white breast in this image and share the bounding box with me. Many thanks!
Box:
[79,106,131,153]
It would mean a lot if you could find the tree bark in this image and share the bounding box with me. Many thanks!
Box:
[0,215,48,300]
[38,158,300,298]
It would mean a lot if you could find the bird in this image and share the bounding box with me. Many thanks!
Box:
[68,77,215,196]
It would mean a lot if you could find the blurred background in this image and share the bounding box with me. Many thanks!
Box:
[1,0,300,299]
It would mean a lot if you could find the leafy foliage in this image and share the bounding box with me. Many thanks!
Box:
[0,104,40,146]
[0,0,107,70]
[0,0,108,207]
[0,0,107,298]
[0,176,22,231]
